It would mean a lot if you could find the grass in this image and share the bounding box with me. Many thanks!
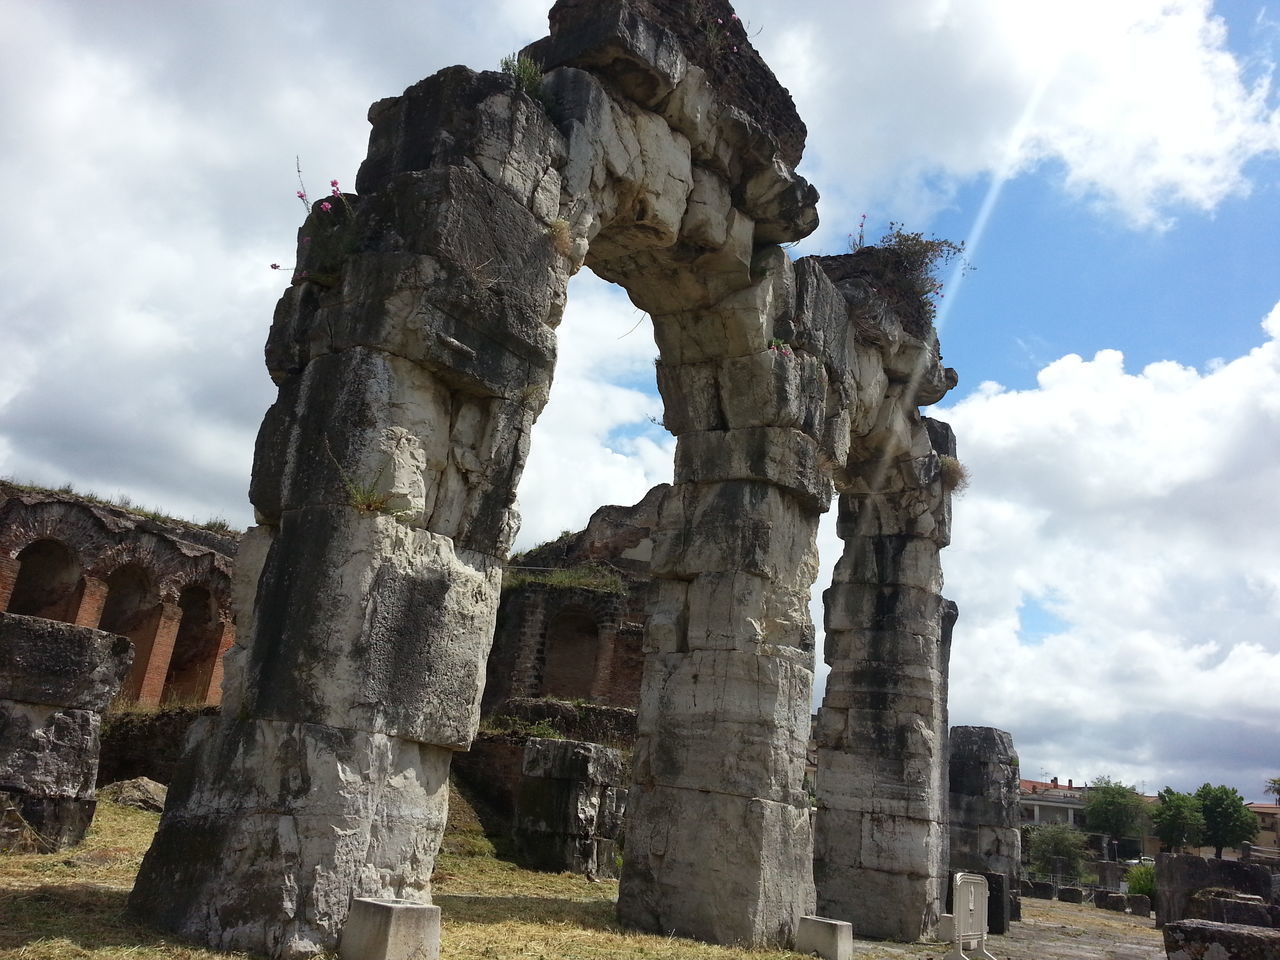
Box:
[1,795,1163,960]
[1,478,236,537]
[502,565,625,594]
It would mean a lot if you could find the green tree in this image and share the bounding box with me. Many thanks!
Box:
[1265,777,1280,804]
[1027,822,1087,877]
[1195,783,1259,858]
[1149,787,1205,851]
[1085,776,1146,848]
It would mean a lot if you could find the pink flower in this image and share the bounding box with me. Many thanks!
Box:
[731,13,739,20]
[319,200,332,212]
[296,190,307,200]
[330,179,339,188]
[732,45,738,52]
[331,187,341,196]
[302,236,311,243]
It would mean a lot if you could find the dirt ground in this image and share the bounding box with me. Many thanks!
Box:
[842,897,1165,960]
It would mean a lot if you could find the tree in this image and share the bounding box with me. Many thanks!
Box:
[1027,822,1087,877]
[1195,783,1259,858]
[1084,776,1146,852]
[1266,777,1280,804]
[1150,787,1205,852]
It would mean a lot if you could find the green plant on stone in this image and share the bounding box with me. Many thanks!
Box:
[500,52,544,97]
[324,435,394,515]
[850,219,970,326]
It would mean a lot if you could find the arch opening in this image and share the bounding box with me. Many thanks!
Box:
[7,538,82,621]
[163,585,221,704]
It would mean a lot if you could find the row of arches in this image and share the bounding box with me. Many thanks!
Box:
[0,499,236,707]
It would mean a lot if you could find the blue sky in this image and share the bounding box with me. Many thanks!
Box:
[1,0,1278,804]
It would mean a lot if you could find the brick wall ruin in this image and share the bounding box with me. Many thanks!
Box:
[0,484,237,708]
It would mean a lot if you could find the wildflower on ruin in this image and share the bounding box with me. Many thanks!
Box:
[320,200,332,212]
[270,263,281,270]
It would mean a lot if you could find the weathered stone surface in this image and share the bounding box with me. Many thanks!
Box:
[1128,894,1152,917]
[1163,919,1280,959]
[99,777,167,812]
[514,738,625,879]
[1058,887,1085,904]
[0,613,131,852]
[1188,892,1274,927]
[130,716,450,958]
[948,725,1021,895]
[620,783,814,945]
[1102,892,1130,912]
[1029,881,1055,899]
[1157,854,1274,927]
[0,613,134,711]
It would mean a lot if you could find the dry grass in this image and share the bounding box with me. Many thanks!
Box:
[1,796,1162,960]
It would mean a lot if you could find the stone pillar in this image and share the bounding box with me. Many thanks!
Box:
[0,612,132,852]
[130,65,572,958]
[617,247,833,947]
[514,738,626,878]
[948,726,1021,881]
[72,576,109,630]
[814,405,956,940]
[199,619,235,705]
[124,601,181,707]
[0,556,20,610]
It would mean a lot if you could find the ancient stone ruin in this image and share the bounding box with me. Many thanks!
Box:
[0,482,237,707]
[0,612,132,852]
[129,1,961,955]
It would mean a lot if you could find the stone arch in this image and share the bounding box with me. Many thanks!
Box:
[162,584,222,704]
[7,538,82,621]
[132,2,958,954]
[540,604,600,700]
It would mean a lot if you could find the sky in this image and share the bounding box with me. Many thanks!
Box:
[2,1,1278,804]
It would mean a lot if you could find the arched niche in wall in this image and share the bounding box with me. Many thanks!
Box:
[162,584,221,704]
[7,538,82,621]
[100,563,160,701]
[541,606,601,701]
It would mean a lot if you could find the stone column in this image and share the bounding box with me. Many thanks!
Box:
[124,601,181,707]
[130,66,572,958]
[72,576,109,630]
[814,407,956,941]
[199,619,235,705]
[0,556,20,611]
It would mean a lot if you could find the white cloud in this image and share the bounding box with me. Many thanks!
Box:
[746,0,1280,244]
[935,302,1280,794]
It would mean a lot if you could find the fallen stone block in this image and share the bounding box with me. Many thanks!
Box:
[1057,886,1084,904]
[98,777,167,813]
[1029,880,1054,899]
[1162,918,1280,959]
[795,915,853,960]
[1128,894,1152,917]
[1103,892,1130,912]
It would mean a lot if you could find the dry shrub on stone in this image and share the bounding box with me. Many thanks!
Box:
[548,217,573,257]
[939,454,970,493]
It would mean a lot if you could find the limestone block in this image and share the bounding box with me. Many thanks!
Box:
[653,358,725,434]
[741,154,820,245]
[252,349,535,557]
[0,702,101,798]
[341,900,440,960]
[1128,894,1152,917]
[525,0,689,110]
[520,737,623,784]
[619,784,815,946]
[238,507,501,747]
[651,247,796,364]
[650,481,820,583]
[815,747,942,821]
[813,823,944,943]
[830,534,944,590]
[1163,919,1280,959]
[129,717,450,958]
[0,791,96,853]
[823,583,944,636]
[356,66,566,208]
[796,916,854,960]
[632,648,811,805]
[0,614,134,711]
[681,165,734,248]
[1058,886,1084,903]
[718,348,827,436]
[674,427,831,512]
